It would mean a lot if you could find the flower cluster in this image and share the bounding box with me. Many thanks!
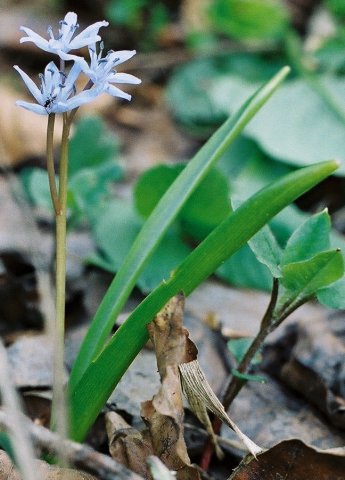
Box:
[14,12,141,115]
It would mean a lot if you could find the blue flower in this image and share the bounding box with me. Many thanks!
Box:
[64,43,141,101]
[14,61,100,115]
[19,12,108,57]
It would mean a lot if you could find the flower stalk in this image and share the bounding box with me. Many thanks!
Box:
[15,11,141,448]
[50,114,71,441]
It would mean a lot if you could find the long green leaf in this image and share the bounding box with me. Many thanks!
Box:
[69,66,291,390]
[69,160,338,441]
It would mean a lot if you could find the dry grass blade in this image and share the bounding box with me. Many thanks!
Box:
[179,360,262,457]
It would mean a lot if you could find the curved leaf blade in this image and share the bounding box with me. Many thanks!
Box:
[69,66,291,391]
[68,160,339,441]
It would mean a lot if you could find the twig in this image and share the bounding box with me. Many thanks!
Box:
[0,409,144,480]
[0,340,42,480]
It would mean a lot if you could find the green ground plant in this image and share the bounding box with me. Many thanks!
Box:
[10,10,345,475]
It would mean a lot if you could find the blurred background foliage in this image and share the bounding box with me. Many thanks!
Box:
[2,0,345,293]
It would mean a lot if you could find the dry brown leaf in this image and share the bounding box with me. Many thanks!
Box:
[105,411,153,478]
[107,294,200,479]
[229,439,345,480]
[146,293,198,378]
[0,450,98,480]
[142,294,200,479]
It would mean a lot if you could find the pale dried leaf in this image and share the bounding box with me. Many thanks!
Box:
[146,456,176,480]
[179,360,262,457]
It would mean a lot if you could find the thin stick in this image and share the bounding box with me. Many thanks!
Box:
[46,114,60,215]
[0,340,43,480]
[0,409,144,480]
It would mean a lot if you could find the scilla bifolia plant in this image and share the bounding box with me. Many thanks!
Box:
[15,12,339,445]
[14,11,141,440]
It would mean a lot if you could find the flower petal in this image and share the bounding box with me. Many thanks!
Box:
[69,34,102,50]
[19,27,50,52]
[16,100,47,115]
[65,61,82,87]
[64,12,78,28]
[105,84,131,101]
[61,87,101,110]
[107,72,141,84]
[69,20,108,49]
[13,66,43,104]
[107,50,136,66]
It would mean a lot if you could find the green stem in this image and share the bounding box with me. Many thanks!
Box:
[50,114,71,448]
[46,114,59,215]
[222,278,279,411]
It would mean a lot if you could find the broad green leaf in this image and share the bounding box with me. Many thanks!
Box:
[68,67,292,393]
[134,164,183,218]
[90,199,191,293]
[68,161,123,218]
[165,56,284,135]
[232,197,282,278]
[281,210,331,265]
[209,0,288,41]
[211,76,345,175]
[248,225,282,278]
[135,164,231,240]
[68,160,339,441]
[165,59,229,134]
[68,116,120,176]
[181,168,231,240]
[317,277,345,309]
[217,244,273,290]
[20,168,53,213]
[281,250,344,300]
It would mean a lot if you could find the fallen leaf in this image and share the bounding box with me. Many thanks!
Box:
[229,439,345,479]
[107,294,200,479]
[106,411,153,478]
[142,294,199,479]
[0,450,98,480]
[278,316,345,428]
[146,455,176,480]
